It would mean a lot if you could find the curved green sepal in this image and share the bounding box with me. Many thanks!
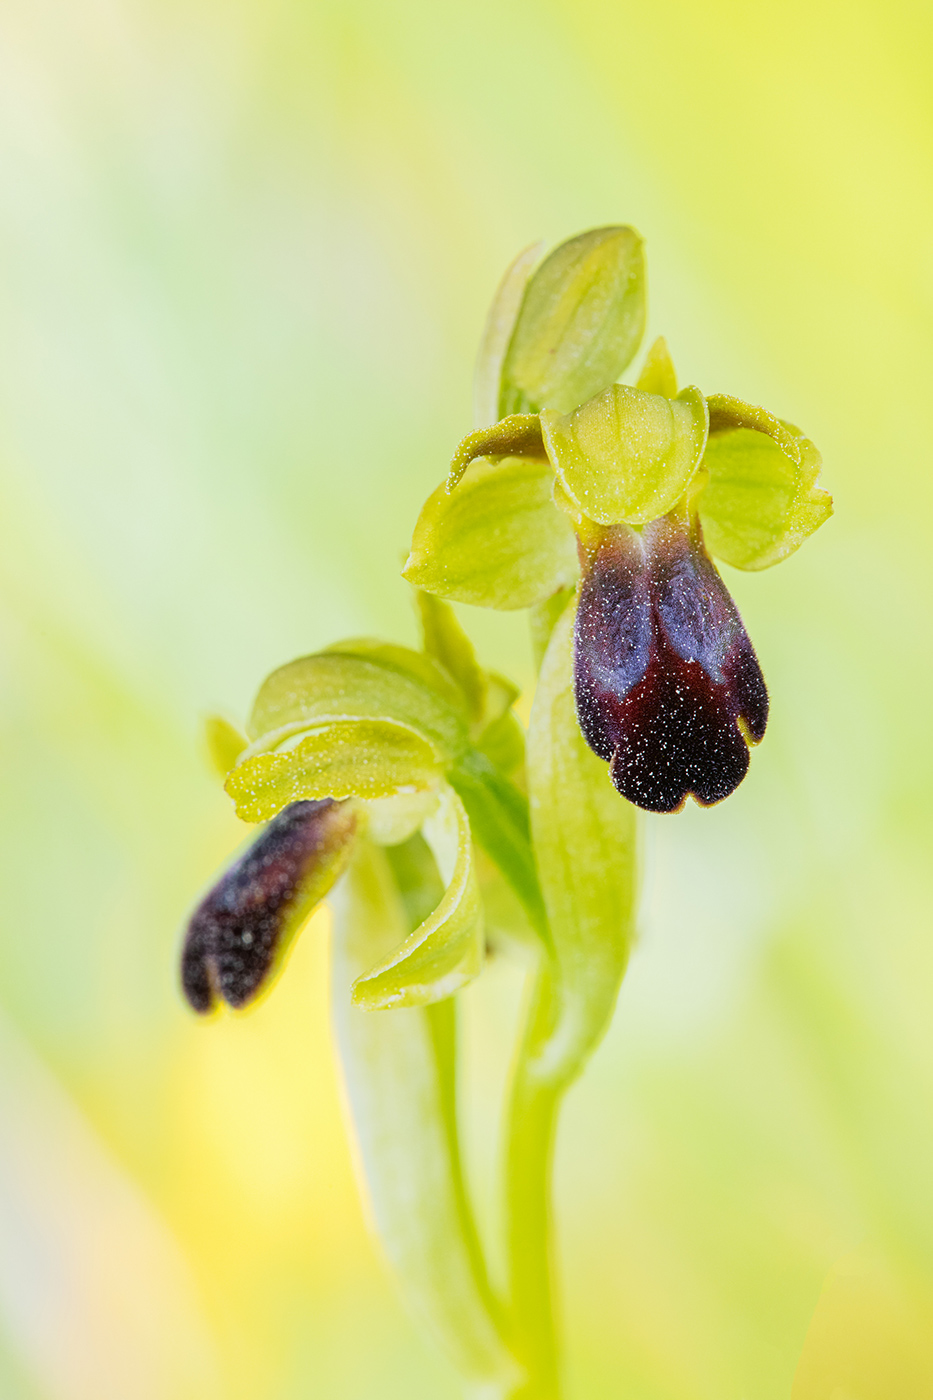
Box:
[476,708,526,775]
[404,457,578,611]
[635,335,678,398]
[247,648,468,760]
[203,714,248,777]
[449,747,548,942]
[331,839,519,1388]
[474,241,544,430]
[225,719,444,822]
[352,786,485,1009]
[447,415,545,491]
[699,420,832,570]
[415,592,487,724]
[526,599,637,1086]
[529,586,575,672]
[541,383,709,526]
[499,226,646,417]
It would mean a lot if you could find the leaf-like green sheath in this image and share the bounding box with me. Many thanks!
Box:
[404,457,578,612]
[700,421,833,570]
[225,719,444,822]
[500,226,646,417]
[352,786,485,1009]
[331,838,519,1389]
[415,591,488,724]
[247,648,468,760]
[527,599,637,1085]
[541,383,709,526]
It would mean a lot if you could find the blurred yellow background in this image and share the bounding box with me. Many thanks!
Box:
[0,0,931,1396]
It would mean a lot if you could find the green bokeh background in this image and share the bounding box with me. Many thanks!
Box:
[1,2,931,1397]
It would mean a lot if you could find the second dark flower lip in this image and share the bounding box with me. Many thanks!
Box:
[181,798,358,1013]
[573,511,769,813]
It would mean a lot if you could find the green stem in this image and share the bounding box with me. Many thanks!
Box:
[504,955,563,1399]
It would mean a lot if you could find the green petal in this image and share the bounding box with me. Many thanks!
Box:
[203,713,247,777]
[352,786,485,1009]
[247,647,468,759]
[635,335,678,398]
[526,599,637,1085]
[331,839,518,1388]
[447,414,545,491]
[706,392,803,461]
[499,226,646,417]
[541,383,709,526]
[225,718,444,822]
[403,456,579,611]
[700,419,833,571]
[473,241,544,430]
[415,591,488,724]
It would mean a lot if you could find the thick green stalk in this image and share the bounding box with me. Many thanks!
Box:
[504,956,563,1400]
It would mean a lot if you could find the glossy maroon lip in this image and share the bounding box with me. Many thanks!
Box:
[181,798,356,1012]
[573,512,768,813]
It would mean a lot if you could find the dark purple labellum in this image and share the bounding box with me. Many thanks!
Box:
[181,799,357,1012]
[574,513,768,813]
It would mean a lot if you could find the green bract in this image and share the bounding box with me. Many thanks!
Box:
[540,383,710,526]
[331,840,518,1390]
[404,456,578,610]
[499,226,646,418]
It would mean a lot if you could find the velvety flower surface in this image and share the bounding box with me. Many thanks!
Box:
[574,511,768,813]
[182,798,357,1012]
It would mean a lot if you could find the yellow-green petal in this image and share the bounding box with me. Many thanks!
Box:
[700,421,833,570]
[352,786,484,1009]
[203,714,248,777]
[526,599,637,1086]
[541,383,709,526]
[247,648,468,759]
[225,718,444,822]
[447,414,545,491]
[403,456,579,611]
[499,226,646,417]
[635,335,678,398]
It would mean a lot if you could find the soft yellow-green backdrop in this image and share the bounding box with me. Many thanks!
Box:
[0,1,931,1397]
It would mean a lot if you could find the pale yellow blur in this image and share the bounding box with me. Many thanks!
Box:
[0,0,930,1396]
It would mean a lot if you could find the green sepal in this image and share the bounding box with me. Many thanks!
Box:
[499,226,646,417]
[635,335,678,398]
[247,647,469,760]
[352,786,485,1009]
[526,599,637,1085]
[415,591,488,724]
[473,241,544,430]
[404,456,578,612]
[225,719,444,822]
[699,416,833,571]
[449,747,548,943]
[331,838,518,1389]
[203,714,248,777]
[541,383,709,526]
